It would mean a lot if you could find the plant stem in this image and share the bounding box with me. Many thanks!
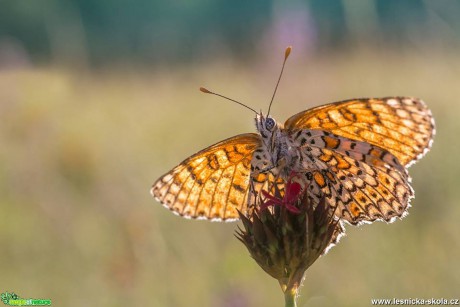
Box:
[284,287,297,307]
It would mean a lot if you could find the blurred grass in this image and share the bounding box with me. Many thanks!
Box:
[0,48,459,306]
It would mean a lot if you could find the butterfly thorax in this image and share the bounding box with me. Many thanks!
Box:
[253,114,295,179]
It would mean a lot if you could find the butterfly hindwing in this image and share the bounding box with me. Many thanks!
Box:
[294,133,413,224]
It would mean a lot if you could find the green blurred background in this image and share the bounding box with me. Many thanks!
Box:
[0,1,459,306]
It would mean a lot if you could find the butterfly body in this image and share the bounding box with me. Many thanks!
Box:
[152,97,435,225]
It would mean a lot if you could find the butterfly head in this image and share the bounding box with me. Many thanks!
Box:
[255,113,278,133]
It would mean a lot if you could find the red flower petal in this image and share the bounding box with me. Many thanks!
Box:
[286,182,302,202]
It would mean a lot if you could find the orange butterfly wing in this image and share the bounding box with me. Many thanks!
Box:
[284,97,435,166]
[151,134,261,221]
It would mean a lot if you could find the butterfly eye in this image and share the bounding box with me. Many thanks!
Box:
[265,118,276,131]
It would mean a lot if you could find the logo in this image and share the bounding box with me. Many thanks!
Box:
[1,292,51,306]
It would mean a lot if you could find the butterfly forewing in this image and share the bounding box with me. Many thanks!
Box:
[151,134,261,220]
[284,97,435,166]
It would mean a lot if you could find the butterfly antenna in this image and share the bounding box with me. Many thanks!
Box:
[199,87,257,114]
[267,46,292,116]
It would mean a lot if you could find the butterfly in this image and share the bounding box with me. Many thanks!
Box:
[151,49,435,225]
[152,95,435,224]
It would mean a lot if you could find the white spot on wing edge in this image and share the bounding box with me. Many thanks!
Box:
[386,98,399,106]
